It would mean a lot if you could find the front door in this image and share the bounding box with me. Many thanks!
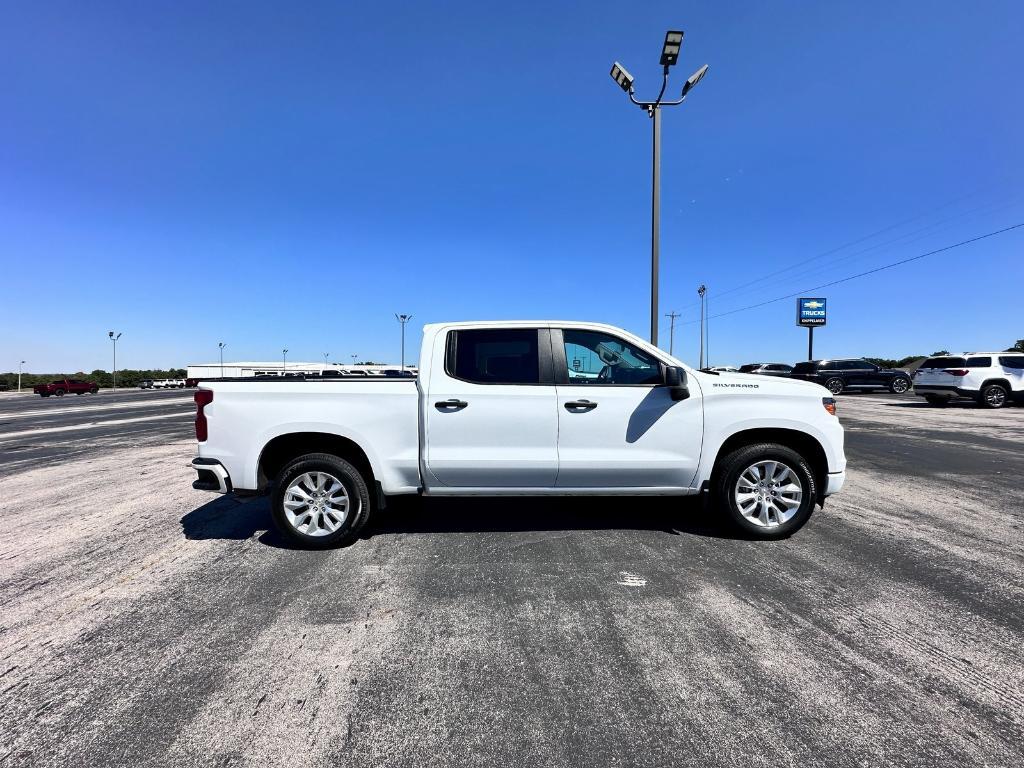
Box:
[553,328,703,488]
[424,327,559,488]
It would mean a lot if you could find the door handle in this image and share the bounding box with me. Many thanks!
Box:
[434,399,468,410]
[564,399,598,411]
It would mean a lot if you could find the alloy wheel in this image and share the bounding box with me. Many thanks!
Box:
[283,471,351,536]
[734,460,804,529]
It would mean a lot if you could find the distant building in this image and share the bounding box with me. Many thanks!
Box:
[186,361,418,380]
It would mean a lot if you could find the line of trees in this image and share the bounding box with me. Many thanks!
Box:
[865,338,1022,369]
[0,369,186,390]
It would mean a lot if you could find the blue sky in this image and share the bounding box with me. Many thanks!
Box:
[2,1,1022,372]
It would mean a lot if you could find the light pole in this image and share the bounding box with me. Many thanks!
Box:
[17,360,25,393]
[108,331,122,391]
[395,314,412,372]
[323,352,330,367]
[609,33,708,347]
[282,349,288,375]
[218,342,226,378]
[351,354,358,368]
[697,285,707,368]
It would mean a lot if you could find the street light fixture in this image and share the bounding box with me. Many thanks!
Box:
[608,30,709,347]
[108,331,122,391]
[660,30,684,66]
[610,62,634,92]
[282,348,288,375]
[395,314,412,373]
[18,360,25,393]
[218,342,227,378]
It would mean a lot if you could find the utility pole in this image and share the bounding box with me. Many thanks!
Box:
[17,360,25,393]
[609,33,709,347]
[108,331,122,391]
[218,342,226,378]
[665,311,680,355]
[697,285,706,368]
[704,287,710,367]
[395,314,412,372]
[282,349,288,375]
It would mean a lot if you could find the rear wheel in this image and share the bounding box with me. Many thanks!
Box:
[924,395,949,407]
[54,389,65,397]
[825,377,844,395]
[271,453,372,548]
[90,387,98,394]
[714,443,817,539]
[889,377,911,394]
[980,383,1008,409]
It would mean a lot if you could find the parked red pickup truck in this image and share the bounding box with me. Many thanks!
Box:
[33,378,99,397]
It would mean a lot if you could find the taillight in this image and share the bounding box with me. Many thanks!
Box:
[195,389,213,441]
[943,369,969,376]
[822,397,837,416]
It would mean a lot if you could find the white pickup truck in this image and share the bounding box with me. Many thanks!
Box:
[190,321,846,546]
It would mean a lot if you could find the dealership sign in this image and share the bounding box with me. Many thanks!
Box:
[797,297,827,327]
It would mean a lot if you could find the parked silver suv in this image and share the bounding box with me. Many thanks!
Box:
[913,353,1024,408]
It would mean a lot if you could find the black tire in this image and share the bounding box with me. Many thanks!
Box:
[889,377,911,394]
[980,383,1008,409]
[54,389,65,397]
[271,453,372,548]
[924,395,949,407]
[824,377,844,395]
[90,387,99,394]
[40,393,49,398]
[714,443,817,540]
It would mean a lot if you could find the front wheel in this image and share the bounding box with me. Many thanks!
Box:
[980,383,1008,409]
[714,443,817,539]
[889,377,911,394]
[90,387,99,394]
[271,453,372,548]
[54,389,65,397]
[825,377,844,395]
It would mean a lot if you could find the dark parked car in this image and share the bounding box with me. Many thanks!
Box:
[33,378,99,397]
[738,363,793,377]
[789,359,912,395]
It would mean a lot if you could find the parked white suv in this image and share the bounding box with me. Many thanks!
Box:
[913,353,1024,408]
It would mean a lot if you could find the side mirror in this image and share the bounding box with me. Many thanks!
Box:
[663,365,690,401]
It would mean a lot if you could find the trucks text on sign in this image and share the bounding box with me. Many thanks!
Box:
[797,298,827,327]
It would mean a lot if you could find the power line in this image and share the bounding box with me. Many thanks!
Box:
[672,189,1021,314]
[678,222,1024,326]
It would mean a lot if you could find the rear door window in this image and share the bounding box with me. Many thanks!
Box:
[965,357,991,368]
[791,362,816,374]
[448,329,541,384]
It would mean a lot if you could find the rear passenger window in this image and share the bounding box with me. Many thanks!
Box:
[999,355,1024,369]
[919,357,966,368]
[965,357,991,367]
[448,329,541,384]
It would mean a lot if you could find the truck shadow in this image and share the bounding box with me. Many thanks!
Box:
[180,494,755,549]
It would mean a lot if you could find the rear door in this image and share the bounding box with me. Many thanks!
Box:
[999,355,1024,393]
[423,327,559,488]
[553,328,703,488]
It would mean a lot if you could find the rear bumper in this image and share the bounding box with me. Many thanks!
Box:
[190,457,232,494]
[824,470,845,497]
[914,384,974,398]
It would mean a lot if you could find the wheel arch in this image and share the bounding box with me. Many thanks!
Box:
[712,428,829,503]
[257,432,375,492]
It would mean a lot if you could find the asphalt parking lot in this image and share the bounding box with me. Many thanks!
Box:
[1,389,1022,767]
